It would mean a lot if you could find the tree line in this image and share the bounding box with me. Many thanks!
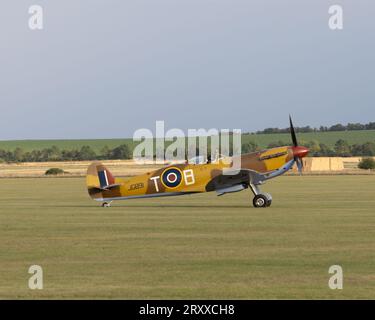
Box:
[242,139,375,157]
[0,145,132,163]
[254,122,375,134]
[0,139,374,163]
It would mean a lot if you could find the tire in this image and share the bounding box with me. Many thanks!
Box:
[264,193,273,207]
[101,202,111,207]
[253,194,269,208]
[266,198,272,207]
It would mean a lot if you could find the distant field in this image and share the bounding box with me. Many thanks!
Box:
[0,160,161,178]
[1,176,374,299]
[1,130,375,152]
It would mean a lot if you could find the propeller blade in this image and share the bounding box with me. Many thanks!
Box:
[289,115,298,147]
[296,157,303,174]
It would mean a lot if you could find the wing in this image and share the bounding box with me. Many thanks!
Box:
[205,169,266,195]
[206,158,296,195]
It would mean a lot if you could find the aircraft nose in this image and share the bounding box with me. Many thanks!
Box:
[292,146,309,158]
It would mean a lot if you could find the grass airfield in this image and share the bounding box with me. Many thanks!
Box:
[0,176,375,299]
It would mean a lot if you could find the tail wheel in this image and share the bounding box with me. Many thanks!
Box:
[101,202,111,207]
[253,194,272,208]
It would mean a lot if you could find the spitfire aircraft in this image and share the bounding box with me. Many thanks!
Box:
[86,117,309,208]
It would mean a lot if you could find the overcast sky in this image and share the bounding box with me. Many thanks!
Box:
[0,0,374,139]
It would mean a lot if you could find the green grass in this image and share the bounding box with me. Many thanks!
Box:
[1,130,375,152]
[1,176,375,299]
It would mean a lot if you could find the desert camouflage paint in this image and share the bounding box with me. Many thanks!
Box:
[87,146,294,201]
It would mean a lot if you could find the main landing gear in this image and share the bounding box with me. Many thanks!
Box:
[249,184,272,208]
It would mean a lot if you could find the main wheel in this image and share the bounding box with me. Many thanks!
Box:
[253,194,272,208]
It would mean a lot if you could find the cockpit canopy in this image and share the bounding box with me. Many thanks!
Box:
[187,154,228,165]
[188,155,206,165]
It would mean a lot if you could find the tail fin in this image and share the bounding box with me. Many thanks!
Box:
[86,162,121,198]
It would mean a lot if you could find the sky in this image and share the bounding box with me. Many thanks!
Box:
[0,0,374,140]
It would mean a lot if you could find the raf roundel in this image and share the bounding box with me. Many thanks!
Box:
[161,167,183,189]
